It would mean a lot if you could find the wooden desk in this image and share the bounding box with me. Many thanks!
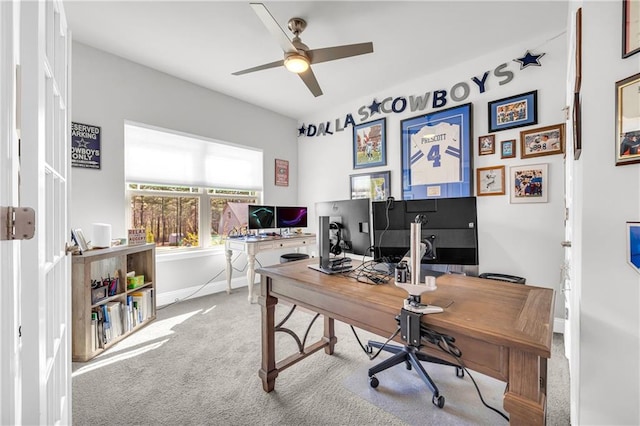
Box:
[224,234,316,302]
[257,258,555,426]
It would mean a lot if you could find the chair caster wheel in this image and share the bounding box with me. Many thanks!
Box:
[456,367,464,378]
[433,394,445,408]
[405,361,412,370]
[369,376,379,388]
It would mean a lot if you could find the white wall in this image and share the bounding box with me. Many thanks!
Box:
[298,31,567,321]
[71,42,298,294]
[577,2,640,424]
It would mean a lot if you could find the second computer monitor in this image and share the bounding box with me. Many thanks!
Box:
[315,198,371,256]
[276,206,308,228]
[371,196,479,266]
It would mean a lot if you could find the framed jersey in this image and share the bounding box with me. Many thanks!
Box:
[401,103,473,199]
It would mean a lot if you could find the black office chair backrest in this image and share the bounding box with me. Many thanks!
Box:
[478,272,526,284]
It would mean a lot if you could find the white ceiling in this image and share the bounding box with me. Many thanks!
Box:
[63,1,569,120]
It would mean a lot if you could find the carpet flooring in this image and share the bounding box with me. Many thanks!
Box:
[72,285,570,425]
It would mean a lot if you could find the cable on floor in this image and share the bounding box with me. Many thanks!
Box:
[157,251,247,310]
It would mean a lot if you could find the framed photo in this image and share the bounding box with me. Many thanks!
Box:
[623,0,640,58]
[353,118,386,169]
[275,158,289,186]
[350,171,390,201]
[626,222,640,273]
[476,166,505,196]
[615,72,640,166]
[71,228,89,254]
[401,103,473,199]
[575,8,582,92]
[487,90,538,133]
[509,163,548,204]
[520,123,565,159]
[478,135,495,155]
[501,139,516,159]
[573,92,582,160]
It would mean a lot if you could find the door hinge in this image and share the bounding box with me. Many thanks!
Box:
[1,206,35,240]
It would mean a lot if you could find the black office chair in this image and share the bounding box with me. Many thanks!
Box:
[366,309,463,409]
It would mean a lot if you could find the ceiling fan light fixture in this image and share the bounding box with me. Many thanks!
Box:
[284,54,309,73]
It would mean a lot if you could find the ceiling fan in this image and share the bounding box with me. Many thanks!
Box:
[232,2,374,97]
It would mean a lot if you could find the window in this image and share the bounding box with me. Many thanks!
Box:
[125,123,263,251]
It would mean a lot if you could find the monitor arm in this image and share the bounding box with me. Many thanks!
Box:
[395,222,443,314]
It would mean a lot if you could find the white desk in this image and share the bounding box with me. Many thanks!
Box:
[224,234,316,302]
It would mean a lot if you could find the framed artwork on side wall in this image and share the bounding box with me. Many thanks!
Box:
[353,118,386,169]
[573,92,582,160]
[626,222,640,273]
[478,134,495,155]
[615,72,640,166]
[350,171,390,201]
[520,124,565,159]
[623,0,640,58]
[509,163,548,204]
[476,166,505,196]
[501,139,516,159]
[487,90,538,133]
[275,158,289,186]
[400,103,473,199]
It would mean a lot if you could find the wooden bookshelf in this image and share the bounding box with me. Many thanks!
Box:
[71,243,156,362]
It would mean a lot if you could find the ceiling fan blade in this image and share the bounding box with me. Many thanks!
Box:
[298,67,323,97]
[308,42,374,65]
[232,59,285,76]
[250,3,297,54]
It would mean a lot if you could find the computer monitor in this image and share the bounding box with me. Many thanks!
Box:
[276,206,308,229]
[315,198,371,256]
[247,205,275,230]
[372,196,479,267]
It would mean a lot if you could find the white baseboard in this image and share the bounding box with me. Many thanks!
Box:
[156,276,255,307]
[554,317,565,334]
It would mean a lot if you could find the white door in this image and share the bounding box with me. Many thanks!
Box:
[563,7,582,424]
[1,1,72,424]
[1,1,23,424]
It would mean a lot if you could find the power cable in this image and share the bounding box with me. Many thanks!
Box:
[157,251,246,310]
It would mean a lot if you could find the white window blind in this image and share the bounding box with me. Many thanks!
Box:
[124,123,263,190]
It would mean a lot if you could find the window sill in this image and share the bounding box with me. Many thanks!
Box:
[156,246,225,263]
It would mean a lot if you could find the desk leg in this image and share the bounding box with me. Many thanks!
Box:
[247,253,256,303]
[225,249,232,294]
[258,276,278,392]
[324,316,337,355]
[504,349,547,425]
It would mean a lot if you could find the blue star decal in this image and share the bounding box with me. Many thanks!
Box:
[368,99,381,115]
[298,124,307,136]
[513,50,546,69]
[75,138,90,148]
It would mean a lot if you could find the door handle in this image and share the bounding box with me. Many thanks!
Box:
[561,241,572,247]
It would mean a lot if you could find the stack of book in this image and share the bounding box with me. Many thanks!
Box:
[89,288,154,352]
[92,302,125,349]
[130,288,154,325]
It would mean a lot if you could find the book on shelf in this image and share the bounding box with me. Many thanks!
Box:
[91,313,98,352]
[125,295,133,332]
[106,302,124,339]
[131,288,154,323]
